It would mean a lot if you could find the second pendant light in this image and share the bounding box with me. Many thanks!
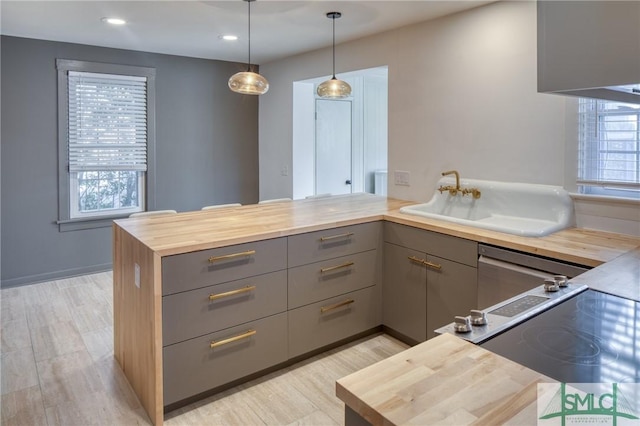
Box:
[317,12,352,99]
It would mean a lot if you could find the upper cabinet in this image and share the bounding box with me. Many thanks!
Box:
[537,1,640,104]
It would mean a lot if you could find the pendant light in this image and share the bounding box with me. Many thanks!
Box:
[229,0,269,95]
[317,12,351,99]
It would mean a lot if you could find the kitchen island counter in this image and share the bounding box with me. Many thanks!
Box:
[113,193,640,425]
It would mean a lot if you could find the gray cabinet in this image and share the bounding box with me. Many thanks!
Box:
[161,222,384,407]
[163,312,288,406]
[288,222,380,267]
[161,237,288,406]
[287,222,382,358]
[425,255,477,340]
[288,286,380,358]
[383,242,427,342]
[383,223,478,343]
[162,238,287,295]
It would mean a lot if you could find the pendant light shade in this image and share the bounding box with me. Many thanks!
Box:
[228,71,269,95]
[317,12,351,99]
[229,0,269,95]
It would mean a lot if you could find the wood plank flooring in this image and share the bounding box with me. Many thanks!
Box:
[0,272,408,425]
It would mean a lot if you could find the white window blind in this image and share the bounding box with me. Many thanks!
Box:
[68,71,148,172]
[578,97,640,193]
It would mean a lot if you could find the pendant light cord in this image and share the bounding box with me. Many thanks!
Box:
[332,14,336,79]
[247,0,251,72]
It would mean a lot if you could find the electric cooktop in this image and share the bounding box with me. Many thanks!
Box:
[480,289,640,384]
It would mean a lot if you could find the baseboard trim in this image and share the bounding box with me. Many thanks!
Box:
[1,263,112,289]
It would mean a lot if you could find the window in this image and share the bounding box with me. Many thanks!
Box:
[57,60,155,229]
[578,95,640,199]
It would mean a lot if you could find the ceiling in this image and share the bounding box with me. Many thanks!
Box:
[1,1,495,65]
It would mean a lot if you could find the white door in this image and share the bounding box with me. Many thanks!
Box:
[315,99,352,195]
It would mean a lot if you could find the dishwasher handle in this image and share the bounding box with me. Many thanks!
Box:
[478,255,552,281]
[477,255,555,310]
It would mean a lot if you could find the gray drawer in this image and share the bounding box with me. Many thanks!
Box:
[162,238,287,295]
[288,250,378,309]
[288,222,381,268]
[288,286,380,358]
[163,312,287,406]
[163,270,287,346]
[384,222,477,267]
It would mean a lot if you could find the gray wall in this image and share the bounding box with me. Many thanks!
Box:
[1,36,259,287]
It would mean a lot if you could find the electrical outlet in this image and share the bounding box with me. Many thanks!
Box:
[394,170,410,186]
[134,263,140,288]
[281,165,289,176]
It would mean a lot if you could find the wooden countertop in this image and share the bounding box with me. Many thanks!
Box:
[115,194,640,267]
[114,194,412,257]
[336,333,551,425]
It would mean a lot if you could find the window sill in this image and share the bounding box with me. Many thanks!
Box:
[57,214,130,232]
[569,193,640,207]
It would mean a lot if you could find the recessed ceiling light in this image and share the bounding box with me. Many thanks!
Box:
[101,17,126,26]
[221,35,238,41]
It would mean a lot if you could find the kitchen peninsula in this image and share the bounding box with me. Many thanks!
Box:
[112,193,640,425]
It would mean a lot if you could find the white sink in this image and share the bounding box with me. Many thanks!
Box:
[399,178,574,237]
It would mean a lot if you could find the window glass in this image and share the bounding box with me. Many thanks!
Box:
[578,94,640,199]
[67,71,147,218]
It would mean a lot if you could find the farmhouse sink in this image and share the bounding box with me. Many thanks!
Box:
[399,178,574,237]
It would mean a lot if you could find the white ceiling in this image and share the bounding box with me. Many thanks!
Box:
[1,1,495,65]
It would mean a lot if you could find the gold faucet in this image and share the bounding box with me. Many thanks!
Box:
[437,170,481,199]
[461,187,482,199]
[438,170,461,195]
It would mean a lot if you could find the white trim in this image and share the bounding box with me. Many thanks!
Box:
[569,192,640,207]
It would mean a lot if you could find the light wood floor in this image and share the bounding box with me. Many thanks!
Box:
[1,271,409,426]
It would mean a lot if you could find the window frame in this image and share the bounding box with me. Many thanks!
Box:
[56,59,156,231]
[577,97,640,201]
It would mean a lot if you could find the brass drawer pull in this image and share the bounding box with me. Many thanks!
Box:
[408,255,427,265]
[208,250,256,263]
[210,329,256,349]
[320,261,354,273]
[320,298,355,313]
[408,256,442,271]
[319,232,354,242]
[425,261,442,271]
[209,285,256,301]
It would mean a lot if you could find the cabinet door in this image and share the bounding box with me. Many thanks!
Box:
[426,255,478,340]
[382,242,427,343]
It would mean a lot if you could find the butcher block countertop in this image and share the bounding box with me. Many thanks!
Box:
[336,333,551,425]
[115,193,639,267]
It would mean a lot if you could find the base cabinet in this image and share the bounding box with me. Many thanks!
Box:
[288,286,380,358]
[163,312,288,406]
[426,255,477,339]
[161,222,382,409]
[383,243,427,342]
[383,223,478,343]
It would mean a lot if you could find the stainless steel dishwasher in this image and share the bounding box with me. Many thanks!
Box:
[477,244,589,309]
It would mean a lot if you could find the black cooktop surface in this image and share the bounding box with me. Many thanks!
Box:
[481,289,640,384]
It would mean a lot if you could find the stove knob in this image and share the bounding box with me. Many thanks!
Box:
[554,275,568,287]
[543,278,559,292]
[453,316,472,333]
[470,309,488,326]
